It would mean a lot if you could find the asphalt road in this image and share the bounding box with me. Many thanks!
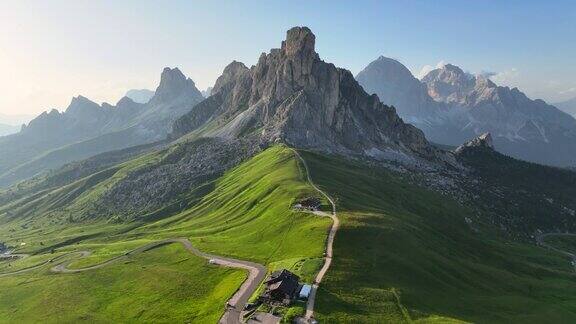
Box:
[0,238,266,324]
[293,149,339,322]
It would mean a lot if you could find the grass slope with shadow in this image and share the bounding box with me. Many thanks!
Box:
[300,150,576,323]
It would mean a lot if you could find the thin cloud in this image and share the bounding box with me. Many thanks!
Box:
[416,60,447,79]
[489,68,520,85]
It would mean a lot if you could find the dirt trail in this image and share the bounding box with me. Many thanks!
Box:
[293,150,339,322]
[0,238,266,324]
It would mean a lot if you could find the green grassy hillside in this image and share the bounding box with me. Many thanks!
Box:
[0,244,245,324]
[299,151,576,323]
[0,145,330,322]
[4,142,575,323]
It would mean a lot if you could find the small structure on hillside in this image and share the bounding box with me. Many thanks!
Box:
[299,284,312,300]
[294,197,322,211]
[260,269,301,305]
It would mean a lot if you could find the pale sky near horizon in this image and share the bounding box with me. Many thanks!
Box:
[1,0,575,120]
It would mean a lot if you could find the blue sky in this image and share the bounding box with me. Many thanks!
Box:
[0,0,575,117]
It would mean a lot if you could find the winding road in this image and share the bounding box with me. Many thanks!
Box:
[0,238,266,324]
[536,232,576,271]
[293,149,339,322]
[1,149,337,323]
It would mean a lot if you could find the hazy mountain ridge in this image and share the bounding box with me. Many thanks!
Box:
[0,123,19,136]
[357,57,576,167]
[0,68,204,187]
[555,97,576,118]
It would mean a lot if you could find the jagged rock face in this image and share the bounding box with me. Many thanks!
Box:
[455,133,494,154]
[174,27,442,165]
[423,64,477,104]
[421,64,576,167]
[149,67,203,106]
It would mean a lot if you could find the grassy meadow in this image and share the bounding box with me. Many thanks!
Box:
[300,151,576,323]
[0,145,330,322]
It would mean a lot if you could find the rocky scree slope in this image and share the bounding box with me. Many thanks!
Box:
[454,133,576,239]
[173,27,450,167]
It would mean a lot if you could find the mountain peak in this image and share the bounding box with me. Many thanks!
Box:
[442,63,464,73]
[65,95,102,117]
[356,55,442,119]
[282,26,315,57]
[150,67,203,104]
[455,133,494,154]
[174,26,444,166]
[158,67,189,90]
[116,96,136,107]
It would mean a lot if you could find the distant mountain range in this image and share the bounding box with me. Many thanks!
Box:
[0,123,19,136]
[0,112,33,126]
[1,31,574,188]
[0,68,203,187]
[555,97,576,118]
[201,87,212,98]
[357,57,576,167]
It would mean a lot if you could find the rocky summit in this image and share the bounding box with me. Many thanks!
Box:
[454,132,494,154]
[173,27,447,166]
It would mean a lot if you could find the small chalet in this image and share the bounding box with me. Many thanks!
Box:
[260,269,300,305]
[294,197,322,211]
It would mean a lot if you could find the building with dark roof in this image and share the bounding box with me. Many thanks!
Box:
[294,197,322,211]
[260,269,301,305]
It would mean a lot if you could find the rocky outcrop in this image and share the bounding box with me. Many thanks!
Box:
[98,137,258,219]
[174,27,446,166]
[455,133,494,154]
[422,64,477,104]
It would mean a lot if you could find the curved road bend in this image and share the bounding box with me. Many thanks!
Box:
[292,149,339,322]
[0,252,74,278]
[1,238,266,324]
